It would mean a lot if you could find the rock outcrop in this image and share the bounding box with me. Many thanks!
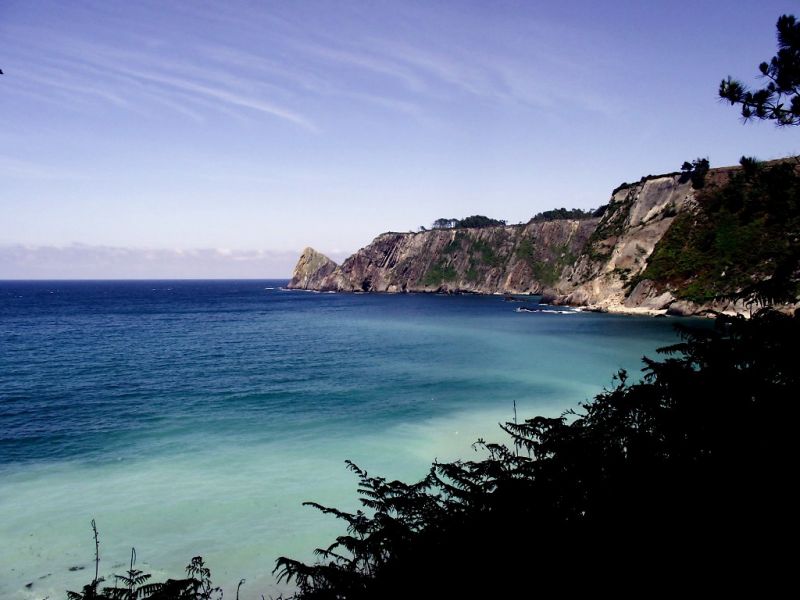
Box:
[555,173,694,312]
[288,161,800,317]
[290,247,339,289]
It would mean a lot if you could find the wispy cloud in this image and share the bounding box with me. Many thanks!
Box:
[3,22,319,131]
[0,155,89,180]
[291,42,427,93]
[104,63,318,131]
[1,0,620,135]
[275,6,617,116]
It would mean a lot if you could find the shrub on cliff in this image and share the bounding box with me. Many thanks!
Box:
[431,216,507,229]
[275,308,799,598]
[455,215,507,228]
[679,157,710,189]
[529,207,597,222]
[642,157,800,304]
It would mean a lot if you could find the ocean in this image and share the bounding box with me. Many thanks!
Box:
[0,280,696,599]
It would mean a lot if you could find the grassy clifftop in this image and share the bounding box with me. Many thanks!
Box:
[639,158,800,304]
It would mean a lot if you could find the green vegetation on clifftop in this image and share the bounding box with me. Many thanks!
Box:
[641,158,800,303]
[430,215,507,229]
[529,207,602,222]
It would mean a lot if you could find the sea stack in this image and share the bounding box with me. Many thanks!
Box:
[287,247,338,289]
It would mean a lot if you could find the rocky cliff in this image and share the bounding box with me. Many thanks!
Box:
[289,160,800,316]
[290,218,597,295]
[554,173,697,314]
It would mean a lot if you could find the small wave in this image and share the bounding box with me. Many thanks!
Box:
[516,307,578,315]
[264,287,275,290]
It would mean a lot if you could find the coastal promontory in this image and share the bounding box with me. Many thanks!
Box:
[289,159,800,317]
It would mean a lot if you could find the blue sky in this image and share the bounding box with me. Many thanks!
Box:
[2,0,799,278]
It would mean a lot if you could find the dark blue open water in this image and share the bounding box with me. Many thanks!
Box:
[0,280,693,598]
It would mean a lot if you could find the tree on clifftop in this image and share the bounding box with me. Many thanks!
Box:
[720,14,800,126]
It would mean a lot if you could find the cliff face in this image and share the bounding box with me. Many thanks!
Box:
[555,173,697,313]
[288,174,693,306]
[289,219,598,294]
[288,163,800,316]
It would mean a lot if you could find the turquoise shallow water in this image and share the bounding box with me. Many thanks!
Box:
[0,280,695,598]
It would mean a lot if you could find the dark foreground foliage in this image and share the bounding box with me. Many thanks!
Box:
[275,308,799,598]
[68,525,224,600]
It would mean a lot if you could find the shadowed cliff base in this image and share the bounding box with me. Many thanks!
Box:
[289,157,800,317]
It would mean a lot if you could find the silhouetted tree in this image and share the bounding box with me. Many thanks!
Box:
[679,157,710,188]
[431,218,457,229]
[720,14,800,125]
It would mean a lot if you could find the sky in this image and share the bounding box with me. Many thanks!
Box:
[1,0,799,278]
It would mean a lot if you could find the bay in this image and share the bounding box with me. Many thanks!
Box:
[0,280,696,598]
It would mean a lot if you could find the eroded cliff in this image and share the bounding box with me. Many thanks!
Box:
[289,219,597,295]
[555,173,697,313]
[288,160,800,316]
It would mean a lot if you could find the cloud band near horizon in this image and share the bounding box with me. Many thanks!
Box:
[0,244,348,279]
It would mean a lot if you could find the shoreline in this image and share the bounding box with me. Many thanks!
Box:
[283,285,797,319]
